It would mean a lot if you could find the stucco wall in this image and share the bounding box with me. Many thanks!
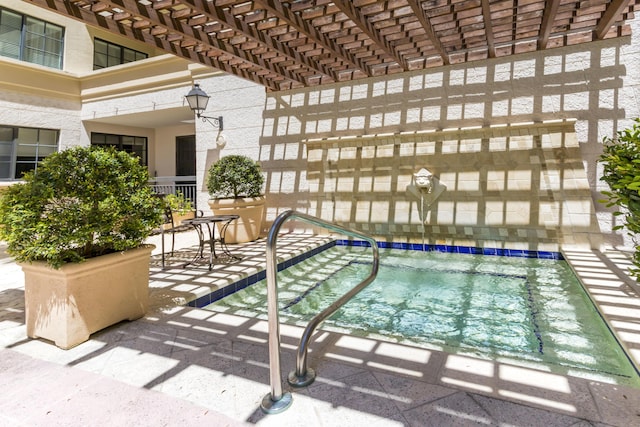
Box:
[195,74,268,213]
[153,124,195,178]
[0,88,81,151]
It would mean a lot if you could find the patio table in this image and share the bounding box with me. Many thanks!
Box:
[181,215,240,270]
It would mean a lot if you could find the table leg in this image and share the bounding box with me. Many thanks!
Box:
[217,218,242,260]
[204,222,216,271]
[182,223,207,269]
[181,217,241,269]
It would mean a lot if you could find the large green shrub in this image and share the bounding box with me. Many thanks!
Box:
[0,146,163,268]
[206,154,264,198]
[599,118,640,277]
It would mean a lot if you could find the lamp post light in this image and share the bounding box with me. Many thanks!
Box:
[185,83,223,131]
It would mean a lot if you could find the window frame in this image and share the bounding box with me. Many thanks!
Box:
[0,7,64,69]
[0,125,60,181]
[93,37,148,70]
[90,132,148,165]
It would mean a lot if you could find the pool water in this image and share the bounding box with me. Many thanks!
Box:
[205,245,640,385]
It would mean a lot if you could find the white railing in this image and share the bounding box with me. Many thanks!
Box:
[149,176,197,209]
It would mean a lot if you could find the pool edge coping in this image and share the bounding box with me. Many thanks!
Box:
[561,248,640,377]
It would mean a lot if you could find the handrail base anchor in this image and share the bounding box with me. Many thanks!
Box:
[287,368,316,388]
[260,392,293,414]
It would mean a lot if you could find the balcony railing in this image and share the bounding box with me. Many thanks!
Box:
[149,176,197,210]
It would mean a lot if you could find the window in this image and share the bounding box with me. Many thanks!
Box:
[93,38,147,70]
[0,8,64,69]
[91,133,148,165]
[0,126,59,180]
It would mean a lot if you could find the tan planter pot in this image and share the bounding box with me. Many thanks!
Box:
[208,196,265,243]
[160,211,195,230]
[20,245,154,350]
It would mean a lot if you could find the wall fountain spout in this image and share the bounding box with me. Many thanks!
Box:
[414,168,433,193]
[407,168,445,211]
[406,168,446,247]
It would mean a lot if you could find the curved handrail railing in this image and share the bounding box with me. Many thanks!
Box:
[260,210,379,414]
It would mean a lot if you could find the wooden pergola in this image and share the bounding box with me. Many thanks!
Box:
[27,0,639,91]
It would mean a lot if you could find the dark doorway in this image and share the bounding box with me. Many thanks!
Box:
[175,135,197,208]
[176,135,196,177]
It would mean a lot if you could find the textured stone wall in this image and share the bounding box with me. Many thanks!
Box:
[303,123,599,251]
[255,15,640,251]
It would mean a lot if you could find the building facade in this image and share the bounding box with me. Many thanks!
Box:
[1,0,639,252]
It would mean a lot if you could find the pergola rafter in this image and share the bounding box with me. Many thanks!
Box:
[24,0,639,91]
[180,0,339,82]
[106,0,307,86]
[538,0,562,50]
[406,0,449,66]
[254,0,373,78]
[597,0,636,39]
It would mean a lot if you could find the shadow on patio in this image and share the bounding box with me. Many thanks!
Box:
[2,235,640,426]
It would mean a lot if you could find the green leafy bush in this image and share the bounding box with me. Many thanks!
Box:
[599,118,640,276]
[206,155,264,198]
[165,191,193,215]
[0,146,163,268]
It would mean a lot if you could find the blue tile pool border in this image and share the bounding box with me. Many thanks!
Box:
[335,240,564,260]
[187,240,337,308]
[187,240,564,308]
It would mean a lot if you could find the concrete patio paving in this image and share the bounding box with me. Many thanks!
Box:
[2,230,640,426]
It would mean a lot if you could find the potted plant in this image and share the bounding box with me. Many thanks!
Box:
[206,154,265,243]
[165,190,195,226]
[0,146,162,349]
[599,118,640,279]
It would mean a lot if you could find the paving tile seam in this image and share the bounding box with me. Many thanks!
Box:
[4,236,640,426]
[145,302,630,425]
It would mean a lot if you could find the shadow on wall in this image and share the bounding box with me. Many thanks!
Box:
[258,39,630,251]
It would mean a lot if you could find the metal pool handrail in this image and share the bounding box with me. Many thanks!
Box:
[260,210,379,414]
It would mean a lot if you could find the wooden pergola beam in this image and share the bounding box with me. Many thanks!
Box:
[332,0,408,70]
[22,0,637,91]
[181,0,338,82]
[406,0,450,65]
[595,0,632,39]
[538,0,562,49]
[106,0,306,86]
[480,0,496,58]
[254,0,372,77]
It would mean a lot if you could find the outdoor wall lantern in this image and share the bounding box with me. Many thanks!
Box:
[185,83,224,131]
[185,83,226,147]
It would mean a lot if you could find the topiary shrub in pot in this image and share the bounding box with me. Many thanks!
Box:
[206,154,265,243]
[0,146,163,349]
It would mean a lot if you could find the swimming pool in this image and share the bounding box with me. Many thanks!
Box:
[204,244,640,386]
